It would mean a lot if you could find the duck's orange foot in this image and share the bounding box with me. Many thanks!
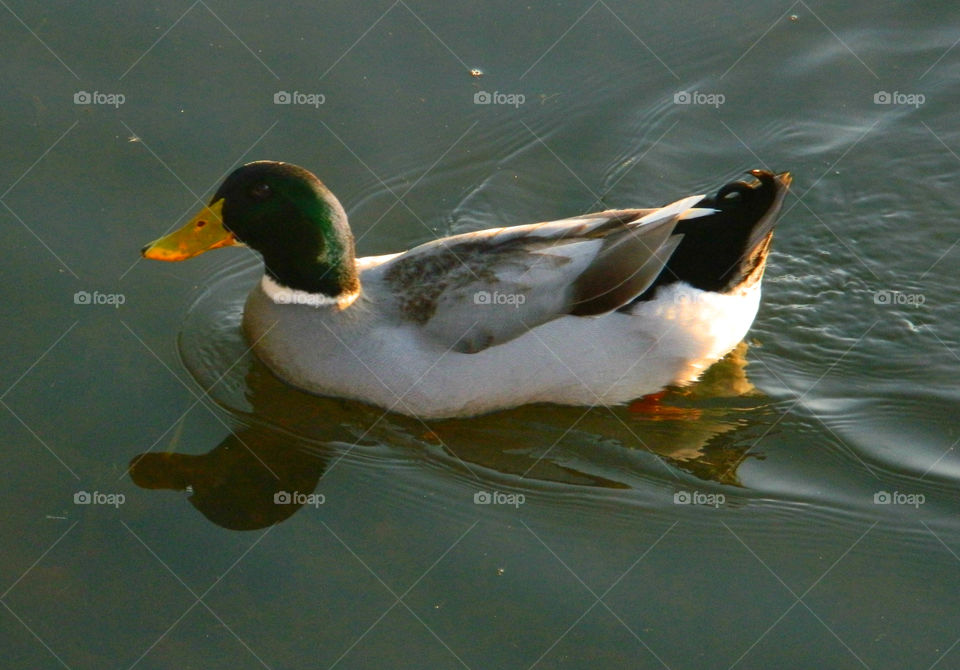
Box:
[628,391,703,421]
[419,429,443,443]
[628,391,669,414]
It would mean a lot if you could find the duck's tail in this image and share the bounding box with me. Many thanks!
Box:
[636,169,791,299]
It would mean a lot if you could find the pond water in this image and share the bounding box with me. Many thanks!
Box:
[3,2,959,668]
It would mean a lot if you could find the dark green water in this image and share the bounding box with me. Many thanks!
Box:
[3,2,959,668]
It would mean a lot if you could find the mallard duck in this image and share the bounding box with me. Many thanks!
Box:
[142,162,790,419]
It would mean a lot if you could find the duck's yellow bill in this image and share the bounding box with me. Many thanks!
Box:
[141,199,238,261]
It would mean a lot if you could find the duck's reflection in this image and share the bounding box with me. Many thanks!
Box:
[129,426,329,530]
[130,342,773,529]
[428,342,771,488]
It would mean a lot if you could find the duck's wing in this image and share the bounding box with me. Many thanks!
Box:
[378,195,710,353]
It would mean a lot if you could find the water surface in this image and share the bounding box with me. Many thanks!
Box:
[3,2,960,668]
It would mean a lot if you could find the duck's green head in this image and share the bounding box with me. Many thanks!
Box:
[142,161,359,298]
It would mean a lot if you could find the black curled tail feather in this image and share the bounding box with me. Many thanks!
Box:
[629,169,790,303]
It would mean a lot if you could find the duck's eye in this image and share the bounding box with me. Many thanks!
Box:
[250,183,272,200]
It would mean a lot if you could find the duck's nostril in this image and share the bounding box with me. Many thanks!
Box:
[196,220,207,228]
